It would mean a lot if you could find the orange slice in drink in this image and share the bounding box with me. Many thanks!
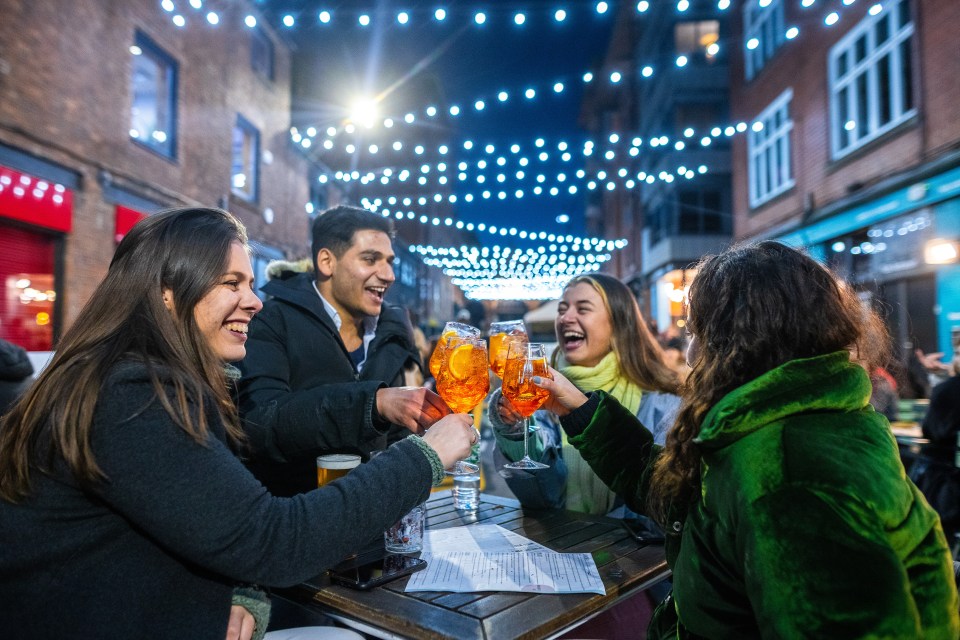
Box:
[447,344,475,380]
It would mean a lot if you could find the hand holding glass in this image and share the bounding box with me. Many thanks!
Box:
[434,335,488,475]
[501,343,552,470]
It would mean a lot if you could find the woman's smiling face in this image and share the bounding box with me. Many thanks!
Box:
[555,282,613,368]
[189,242,263,362]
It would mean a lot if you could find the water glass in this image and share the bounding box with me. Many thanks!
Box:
[384,502,426,553]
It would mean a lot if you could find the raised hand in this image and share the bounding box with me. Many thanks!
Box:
[496,393,525,430]
[376,386,452,434]
[421,413,478,469]
[531,367,589,417]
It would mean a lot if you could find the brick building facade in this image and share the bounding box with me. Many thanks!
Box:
[728,0,960,356]
[0,0,317,351]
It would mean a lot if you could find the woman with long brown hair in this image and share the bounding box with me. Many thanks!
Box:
[532,241,958,638]
[0,207,475,640]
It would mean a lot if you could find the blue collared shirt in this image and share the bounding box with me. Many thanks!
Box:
[313,281,378,372]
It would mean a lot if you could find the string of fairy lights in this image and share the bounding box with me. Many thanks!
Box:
[158,0,863,34]
[155,0,893,299]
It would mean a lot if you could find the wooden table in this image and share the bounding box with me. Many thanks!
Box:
[279,492,670,640]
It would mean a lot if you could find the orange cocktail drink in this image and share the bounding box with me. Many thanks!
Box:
[436,336,489,414]
[501,354,550,416]
[501,342,552,470]
[488,320,527,379]
[429,321,480,379]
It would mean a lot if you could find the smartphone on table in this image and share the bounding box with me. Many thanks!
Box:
[328,553,427,590]
[621,517,666,545]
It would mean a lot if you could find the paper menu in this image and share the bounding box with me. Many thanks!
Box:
[409,525,605,595]
[405,551,605,595]
[422,524,550,554]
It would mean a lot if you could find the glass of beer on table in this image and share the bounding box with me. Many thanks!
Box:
[316,453,361,487]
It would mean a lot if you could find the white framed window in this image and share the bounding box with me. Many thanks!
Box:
[829,0,915,159]
[231,114,260,201]
[748,88,794,208]
[744,0,784,80]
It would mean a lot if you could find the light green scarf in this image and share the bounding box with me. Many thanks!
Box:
[557,351,643,515]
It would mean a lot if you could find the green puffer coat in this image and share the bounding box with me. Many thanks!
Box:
[567,352,959,639]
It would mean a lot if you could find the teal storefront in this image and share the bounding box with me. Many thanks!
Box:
[778,162,960,358]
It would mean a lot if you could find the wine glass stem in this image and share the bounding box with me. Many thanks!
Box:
[521,416,531,460]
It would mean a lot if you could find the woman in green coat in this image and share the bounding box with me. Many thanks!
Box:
[534,241,959,639]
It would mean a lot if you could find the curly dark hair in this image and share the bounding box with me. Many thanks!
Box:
[647,240,885,522]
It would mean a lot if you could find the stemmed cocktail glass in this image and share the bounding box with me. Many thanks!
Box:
[434,334,489,475]
[488,320,527,380]
[429,322,480,380]
[501,342,552,470]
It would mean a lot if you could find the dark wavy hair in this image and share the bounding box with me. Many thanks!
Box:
[648,241,884,522]
[311,205,394,270]
[555,274,679,394]
[0,207,248,502]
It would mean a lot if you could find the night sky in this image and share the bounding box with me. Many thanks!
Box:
[271,1,617,239]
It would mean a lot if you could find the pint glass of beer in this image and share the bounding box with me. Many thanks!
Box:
[316,454,361,487]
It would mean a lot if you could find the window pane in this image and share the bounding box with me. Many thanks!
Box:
[232,116,259,201]
[838,87,850,149]
[250,26,274,80]
[877,53,892,125]
[897,0,910,29]
[129,33,176,157]
[856,73,869,138]
[900,39,913,112]
[855,35,867,63]
[875,14,889,45]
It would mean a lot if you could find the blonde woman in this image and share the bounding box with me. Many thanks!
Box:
[490,273,679,515]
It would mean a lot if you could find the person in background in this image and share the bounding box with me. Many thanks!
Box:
[0,208,477,640]
[238,205,449,496]
[530,241,958,638]
[917,328,960,547]
[869,364,900,421]
[490,273,681,516]
[0,337,33,415]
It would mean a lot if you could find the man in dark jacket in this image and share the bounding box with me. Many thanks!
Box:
[238,206,449,496]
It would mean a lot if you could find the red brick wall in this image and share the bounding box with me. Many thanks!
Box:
[728,0,960,241]
[0,0,310,328]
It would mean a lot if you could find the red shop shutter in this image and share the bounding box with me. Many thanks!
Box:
[0,223,56,350]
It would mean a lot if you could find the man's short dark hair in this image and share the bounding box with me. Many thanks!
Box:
[311,206,395,269]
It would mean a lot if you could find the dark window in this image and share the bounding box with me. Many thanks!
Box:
[130,31,177,158]
[231,115,260,202]
[250,25,274,81]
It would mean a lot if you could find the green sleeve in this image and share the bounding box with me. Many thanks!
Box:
[566,391,660,516]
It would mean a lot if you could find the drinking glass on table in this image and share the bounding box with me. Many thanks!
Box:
[435,335,489,475]
[316,454,361,487]
[501,342,552,470]
[428,322,481,380]
[488,320,527,380]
